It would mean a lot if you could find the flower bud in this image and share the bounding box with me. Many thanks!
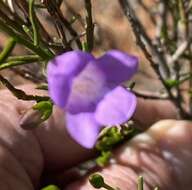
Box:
[89,173,105,188]
[41,184,60,190]
[20,108,45,130]
[20,100,53,130]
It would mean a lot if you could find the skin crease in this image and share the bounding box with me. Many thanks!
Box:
[0,85,191,190]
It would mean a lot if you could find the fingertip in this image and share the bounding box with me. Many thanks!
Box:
[133,98,178,129]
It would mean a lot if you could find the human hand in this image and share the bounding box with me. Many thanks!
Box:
[0,85,190,190]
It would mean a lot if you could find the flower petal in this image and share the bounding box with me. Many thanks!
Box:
[66,62,109,114]
[96,50,138,87]
[66,112,101,148]
[47,51,94,107]
[95,86,137,125]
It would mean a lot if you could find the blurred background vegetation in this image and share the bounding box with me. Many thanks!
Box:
[1,0,192,119]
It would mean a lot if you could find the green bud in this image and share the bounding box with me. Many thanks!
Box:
[41,185,60,190]
[20,101,53,130]
[89,173,105,188]
[33,100,53,121]
[165,79,179,88]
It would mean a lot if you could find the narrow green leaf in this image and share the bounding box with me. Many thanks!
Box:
[36,83,48,91]
[29,0,39,46]
[7,55,40,62]
[0,37,16,64]
[0,55,41,70]
[0,61,30,70]
[22,25,33,39]
[82,41,89,52]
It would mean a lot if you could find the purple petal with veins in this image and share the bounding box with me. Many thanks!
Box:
[96,50,138,87]
[66,112,101,148]
[95,86,137,125]
[47,50,94,107]
[66,62,109,114]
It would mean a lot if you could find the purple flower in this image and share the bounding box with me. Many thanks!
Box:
[47,50,138,148]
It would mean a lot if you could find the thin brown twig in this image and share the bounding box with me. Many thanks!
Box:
[68,31,86,45]
[0,8,27,35]
[120,0,169,78]
[137,0,156,25]
[0,74,49,101]
[168,40,189,64]
[11,67,46,83]
[119,0,190,119]
[119,0,166,87]
[42,0,71,50]
[43,0,82,50]
[175,0,189,115]
[84,0,94,51]
[15,0,52,42]
[0,1,26,26]
[64,1,84,26]
[155,0,170,77]
[133,90,168,100]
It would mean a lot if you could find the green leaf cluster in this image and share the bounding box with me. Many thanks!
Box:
[96,126,140,167]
